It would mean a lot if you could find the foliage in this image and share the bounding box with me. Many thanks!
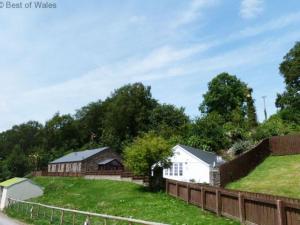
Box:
[199,72,258,128]
[6,145,29,177]
[100,83,158,150]
[188,112,229,152]
[229,140,254,156]
[149,104,189,139]
[276,42,300,122]
[6,177,239,225]
[124,132,172,176]
[227,155,300,198]
[252,114,300,141]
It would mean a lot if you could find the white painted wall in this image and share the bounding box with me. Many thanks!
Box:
[0,180,43,210]
[163,145,212,183]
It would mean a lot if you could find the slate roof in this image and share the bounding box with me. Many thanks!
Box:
[0,177,27,187]
[97,158,118,165]
[177,144,220,165]
[50,147,109,164]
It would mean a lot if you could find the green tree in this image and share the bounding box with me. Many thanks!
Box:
[276,42,300,123]
[199,73,258,127]
[75,100,105,145]
[101,83,157,150]
[124,132,172,177]
[7,145,29,177]
[149,104,189,139]
[188,112,229,152]
[44,113,80,153]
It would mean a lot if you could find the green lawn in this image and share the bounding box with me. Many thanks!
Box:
[227,154,300,199]
[6,177,239,225]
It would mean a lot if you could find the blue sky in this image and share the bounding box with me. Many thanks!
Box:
[0,0,300,131]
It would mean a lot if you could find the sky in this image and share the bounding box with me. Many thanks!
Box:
[0,0,300,131]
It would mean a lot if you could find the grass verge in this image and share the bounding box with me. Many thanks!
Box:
[227,154,300,199]
[6,177,239,225]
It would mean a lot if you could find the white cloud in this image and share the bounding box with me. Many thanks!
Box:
[240,0,264,19]
[172,0,219,28]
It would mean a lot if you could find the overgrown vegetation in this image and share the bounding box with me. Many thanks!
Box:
[6,177,239,225]
[227,155,300,198]
[0,42,299,181]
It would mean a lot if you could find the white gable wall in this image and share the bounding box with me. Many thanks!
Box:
[163,145,211,183]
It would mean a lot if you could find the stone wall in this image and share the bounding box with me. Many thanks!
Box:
[81,148,123,172]
[209,168,220,186]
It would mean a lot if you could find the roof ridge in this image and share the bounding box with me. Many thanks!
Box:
[178,144,217,156]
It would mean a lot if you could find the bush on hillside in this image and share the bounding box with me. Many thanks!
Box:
[228,140,255,156]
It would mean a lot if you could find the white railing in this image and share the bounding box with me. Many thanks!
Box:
[7,198,169,225]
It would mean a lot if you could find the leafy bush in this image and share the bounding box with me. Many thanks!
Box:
[252,114,300,141]
[229,140,254,156]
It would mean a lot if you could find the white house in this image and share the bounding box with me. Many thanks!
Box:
[0,177,43,210]
[163,144,225,184]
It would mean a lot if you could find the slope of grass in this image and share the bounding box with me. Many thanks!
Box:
[227,154,300,199]
[7,177,239,225]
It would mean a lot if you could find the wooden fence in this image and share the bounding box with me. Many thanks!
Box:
[7,198,168,225]
[269,134,300,155]
[219,134,300,187]
[166,179,300,225]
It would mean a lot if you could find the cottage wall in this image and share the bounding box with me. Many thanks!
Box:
[48,148,122,173]
[48,162,81,173]
[82,148,122,172]
[163,146,211,183]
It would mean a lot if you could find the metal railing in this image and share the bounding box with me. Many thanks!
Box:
[7,198,168,225]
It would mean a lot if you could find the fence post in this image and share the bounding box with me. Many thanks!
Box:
[72,213,76,225]
[60,210,64,225]
[30,206,34,219]
[277,200,287,225]
[36,205,40,217]
[50,208,54,223]
[84,215,90,225]
[187,183,190,203]
[201,187,205,209]
[238,193,245,223]
[176,181,179,197]
[216,189,221,216]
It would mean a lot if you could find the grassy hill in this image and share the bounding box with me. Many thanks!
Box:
[227,154,300,199]
[7,177,239,225]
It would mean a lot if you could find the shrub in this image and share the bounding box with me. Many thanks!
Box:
[229,140,254,156]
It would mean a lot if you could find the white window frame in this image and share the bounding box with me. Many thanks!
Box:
[165,168,168,176]
[169,164,173,176]
[174,163,178,176]
[179,163,183,176]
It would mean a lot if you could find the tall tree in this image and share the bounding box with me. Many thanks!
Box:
[75,100,105,145]
[101,83,157,150]
[44,113,80,155]
[199,72,257,127]
[276,42,300,122]
[149,104,189,139]
[188,112,229,152]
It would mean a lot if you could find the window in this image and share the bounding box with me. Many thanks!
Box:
[179,163,183,176]
[169,164,173,176]
[165,169,168,176]
[174,163,178,176]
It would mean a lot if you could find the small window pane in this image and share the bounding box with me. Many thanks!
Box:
[174,163,178,176]
[179,163,183,176]
[170,164,173,176]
